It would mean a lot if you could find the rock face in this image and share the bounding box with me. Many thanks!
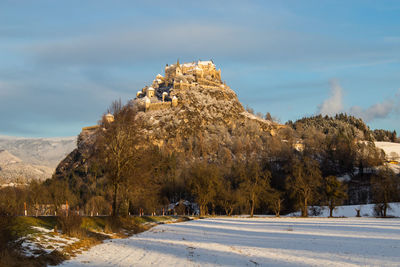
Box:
[55,61,278,176]
[0,136,76,185]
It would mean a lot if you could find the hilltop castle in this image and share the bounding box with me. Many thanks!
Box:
[135,60,225,111]
[82,60,226,131]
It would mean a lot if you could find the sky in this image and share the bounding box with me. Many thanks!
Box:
[1,0,400,137]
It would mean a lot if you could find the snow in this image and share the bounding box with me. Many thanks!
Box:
[31,226,53,233]
[375,142,400,160]
[59,217,400,266]
[21,226,80,257]
[182,62,195,67]
[290,203,400,217]
[198,60,213,65]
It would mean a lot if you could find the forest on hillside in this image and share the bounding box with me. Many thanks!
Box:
[1,102,399,220]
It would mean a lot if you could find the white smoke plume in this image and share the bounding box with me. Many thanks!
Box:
[318,83,399,122]
[318,79,344,116]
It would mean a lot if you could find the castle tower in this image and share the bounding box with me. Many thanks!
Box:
[147,87,155,98]
[162,92,168,102]
[172,96,178,107]
[175,59,182,76]
[145,96,151,110]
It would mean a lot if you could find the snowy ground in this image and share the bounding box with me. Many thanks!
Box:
[375,142,400,160]
[21,226,79,257]
[292,203,400,217]
[59,217,400,267]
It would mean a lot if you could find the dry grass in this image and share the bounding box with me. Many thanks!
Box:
[0,215,187,266]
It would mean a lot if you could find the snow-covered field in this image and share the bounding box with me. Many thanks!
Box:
[60,217,400,267]
[293,203,400,217]
[375,142,400,160]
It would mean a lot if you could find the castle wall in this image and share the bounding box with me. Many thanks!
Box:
[197,78,221,86]
[173,81,191,90]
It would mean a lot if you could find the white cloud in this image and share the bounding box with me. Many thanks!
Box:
[318,80,344,116]
[349,100,394,122]
[318,81,400,122]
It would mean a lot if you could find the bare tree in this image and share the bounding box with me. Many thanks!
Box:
[267,188,284,217]
[371,167,400,217]
[188,161,219,216]
[322,176,347,217]
[286,157,322,217]
[97,105,140,217]
[239,160,270,217]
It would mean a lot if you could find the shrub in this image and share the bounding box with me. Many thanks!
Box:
[57,214,84,238]
[104,217,122,234]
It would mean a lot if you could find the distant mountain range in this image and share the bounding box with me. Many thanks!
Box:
[0,135,76,185]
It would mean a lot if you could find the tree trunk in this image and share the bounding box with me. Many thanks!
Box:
[329,200,333,217]
[302,198,308,217]
[250,201,255,217]
[112,183,118,217]
[200,204,205,216]
[229,207,233,216]
[384,203,387,217]
[275,200,281,217]
[224,207,229,216]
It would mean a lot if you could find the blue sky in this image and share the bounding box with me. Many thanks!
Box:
[1,0,400,137]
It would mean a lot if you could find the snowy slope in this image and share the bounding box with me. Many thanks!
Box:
[59,217,400,267]
[0,135,76,184]
[375,141,400,161]
[0,149,54,184]
[0,135,76,168]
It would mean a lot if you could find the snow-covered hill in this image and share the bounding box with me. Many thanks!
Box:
[0,135,76,168]
[0,135,76,184]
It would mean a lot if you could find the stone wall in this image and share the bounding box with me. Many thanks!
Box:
[146,102,172,111]
[197,78,222,87]
[173,81,191,90]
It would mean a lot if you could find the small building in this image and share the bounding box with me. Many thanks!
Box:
[104,113,114,123]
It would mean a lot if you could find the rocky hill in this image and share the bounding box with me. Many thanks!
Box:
[55,60,278,177]
[0,136,76,185]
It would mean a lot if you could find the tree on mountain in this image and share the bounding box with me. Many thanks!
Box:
[265,112,273,121]
[355,142,385,176]
[286,157,322,217]
[322,176,347,217]
[371,167,400,217]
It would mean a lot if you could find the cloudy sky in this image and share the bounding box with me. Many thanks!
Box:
[1,0,400,137]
